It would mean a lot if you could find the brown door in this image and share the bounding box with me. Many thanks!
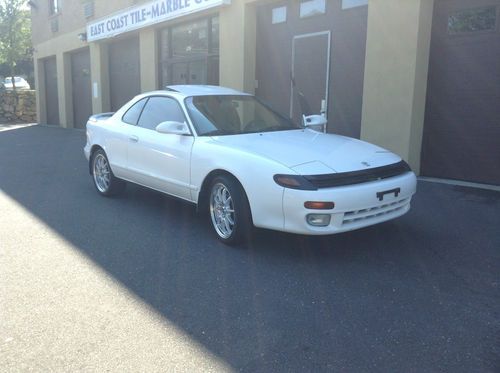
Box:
[71,48,92,128]
[44,56,59,126]
[109,36,141,111]
[422,0,500,185]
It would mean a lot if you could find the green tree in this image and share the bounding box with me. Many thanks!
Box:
[0,0,32,90]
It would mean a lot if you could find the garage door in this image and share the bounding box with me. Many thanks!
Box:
[71,48,92,128]
[44,56,59,126]
[255,0,368,138]
[109,36,141,111]
[422,0,500,185]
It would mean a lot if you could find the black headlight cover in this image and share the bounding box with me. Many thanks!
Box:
[273,174,318,190]
[303,160,412,189]
[274,161,411,190]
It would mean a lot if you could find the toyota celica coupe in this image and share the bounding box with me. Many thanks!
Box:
[84,85,416,245]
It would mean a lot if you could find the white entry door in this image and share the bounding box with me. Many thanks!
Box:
[290,31,331,129]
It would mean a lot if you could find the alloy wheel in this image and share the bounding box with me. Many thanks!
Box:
[210,183,236,239]
[93,153,111,193]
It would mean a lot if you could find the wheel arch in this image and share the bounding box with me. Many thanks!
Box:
[88,144,104,174]
[197,169,254,224]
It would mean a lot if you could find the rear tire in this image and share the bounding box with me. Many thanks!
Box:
[91,149,126,196]
[208,175,252,245]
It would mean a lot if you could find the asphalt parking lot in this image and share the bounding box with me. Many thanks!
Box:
[1,124,499,372]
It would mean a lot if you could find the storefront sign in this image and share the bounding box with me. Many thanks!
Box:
[87,0,230,42]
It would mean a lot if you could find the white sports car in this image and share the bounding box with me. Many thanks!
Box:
[84,85,417,244]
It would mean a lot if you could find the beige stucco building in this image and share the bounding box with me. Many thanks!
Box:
[31,0,500,185]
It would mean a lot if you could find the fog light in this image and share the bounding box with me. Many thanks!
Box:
[306,214,331,227]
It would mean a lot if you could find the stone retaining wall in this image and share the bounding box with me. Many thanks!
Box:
[0,90,37,123]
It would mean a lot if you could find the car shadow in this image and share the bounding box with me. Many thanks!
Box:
[1,125,499,372]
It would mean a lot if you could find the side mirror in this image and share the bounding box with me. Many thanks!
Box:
[303,114,327,127]
[155,121,191,136]
[303,114,327,133]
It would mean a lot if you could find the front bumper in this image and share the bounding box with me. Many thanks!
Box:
[282,171,417,235]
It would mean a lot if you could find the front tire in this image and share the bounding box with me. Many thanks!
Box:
[209,175,252,245]
[91,149,125,196]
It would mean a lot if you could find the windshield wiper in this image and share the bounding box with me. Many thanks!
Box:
[203,129,234,136]
[259,125,299,133]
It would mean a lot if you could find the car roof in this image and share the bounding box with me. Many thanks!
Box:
[128,85,253,105]
[164,85,252,97]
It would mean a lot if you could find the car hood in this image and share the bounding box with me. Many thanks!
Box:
[211,129,402,174]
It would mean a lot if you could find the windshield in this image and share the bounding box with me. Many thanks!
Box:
[185,95,301,136]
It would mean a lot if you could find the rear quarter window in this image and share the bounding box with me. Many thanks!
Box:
[122,98,148,125]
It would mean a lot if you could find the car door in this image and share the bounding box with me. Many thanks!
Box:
[127,96,194,201]
[109,98,148,180]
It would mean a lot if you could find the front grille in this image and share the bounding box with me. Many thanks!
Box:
[342,198,410,226]
[304,160,411,189]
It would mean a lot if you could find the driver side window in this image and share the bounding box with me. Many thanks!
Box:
[137,96,186,131]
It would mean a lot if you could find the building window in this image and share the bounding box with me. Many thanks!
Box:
[342,0,368,10]
[211,16,219,53]
[272,6,287,24]
[448,6,497,34]
[299,0,326,18]
[83,1,94,19]
[159,16,219,87]
[49,0,60,15]
[171,19,209,58]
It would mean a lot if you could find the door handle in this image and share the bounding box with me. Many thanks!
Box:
[129,135,139,143]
